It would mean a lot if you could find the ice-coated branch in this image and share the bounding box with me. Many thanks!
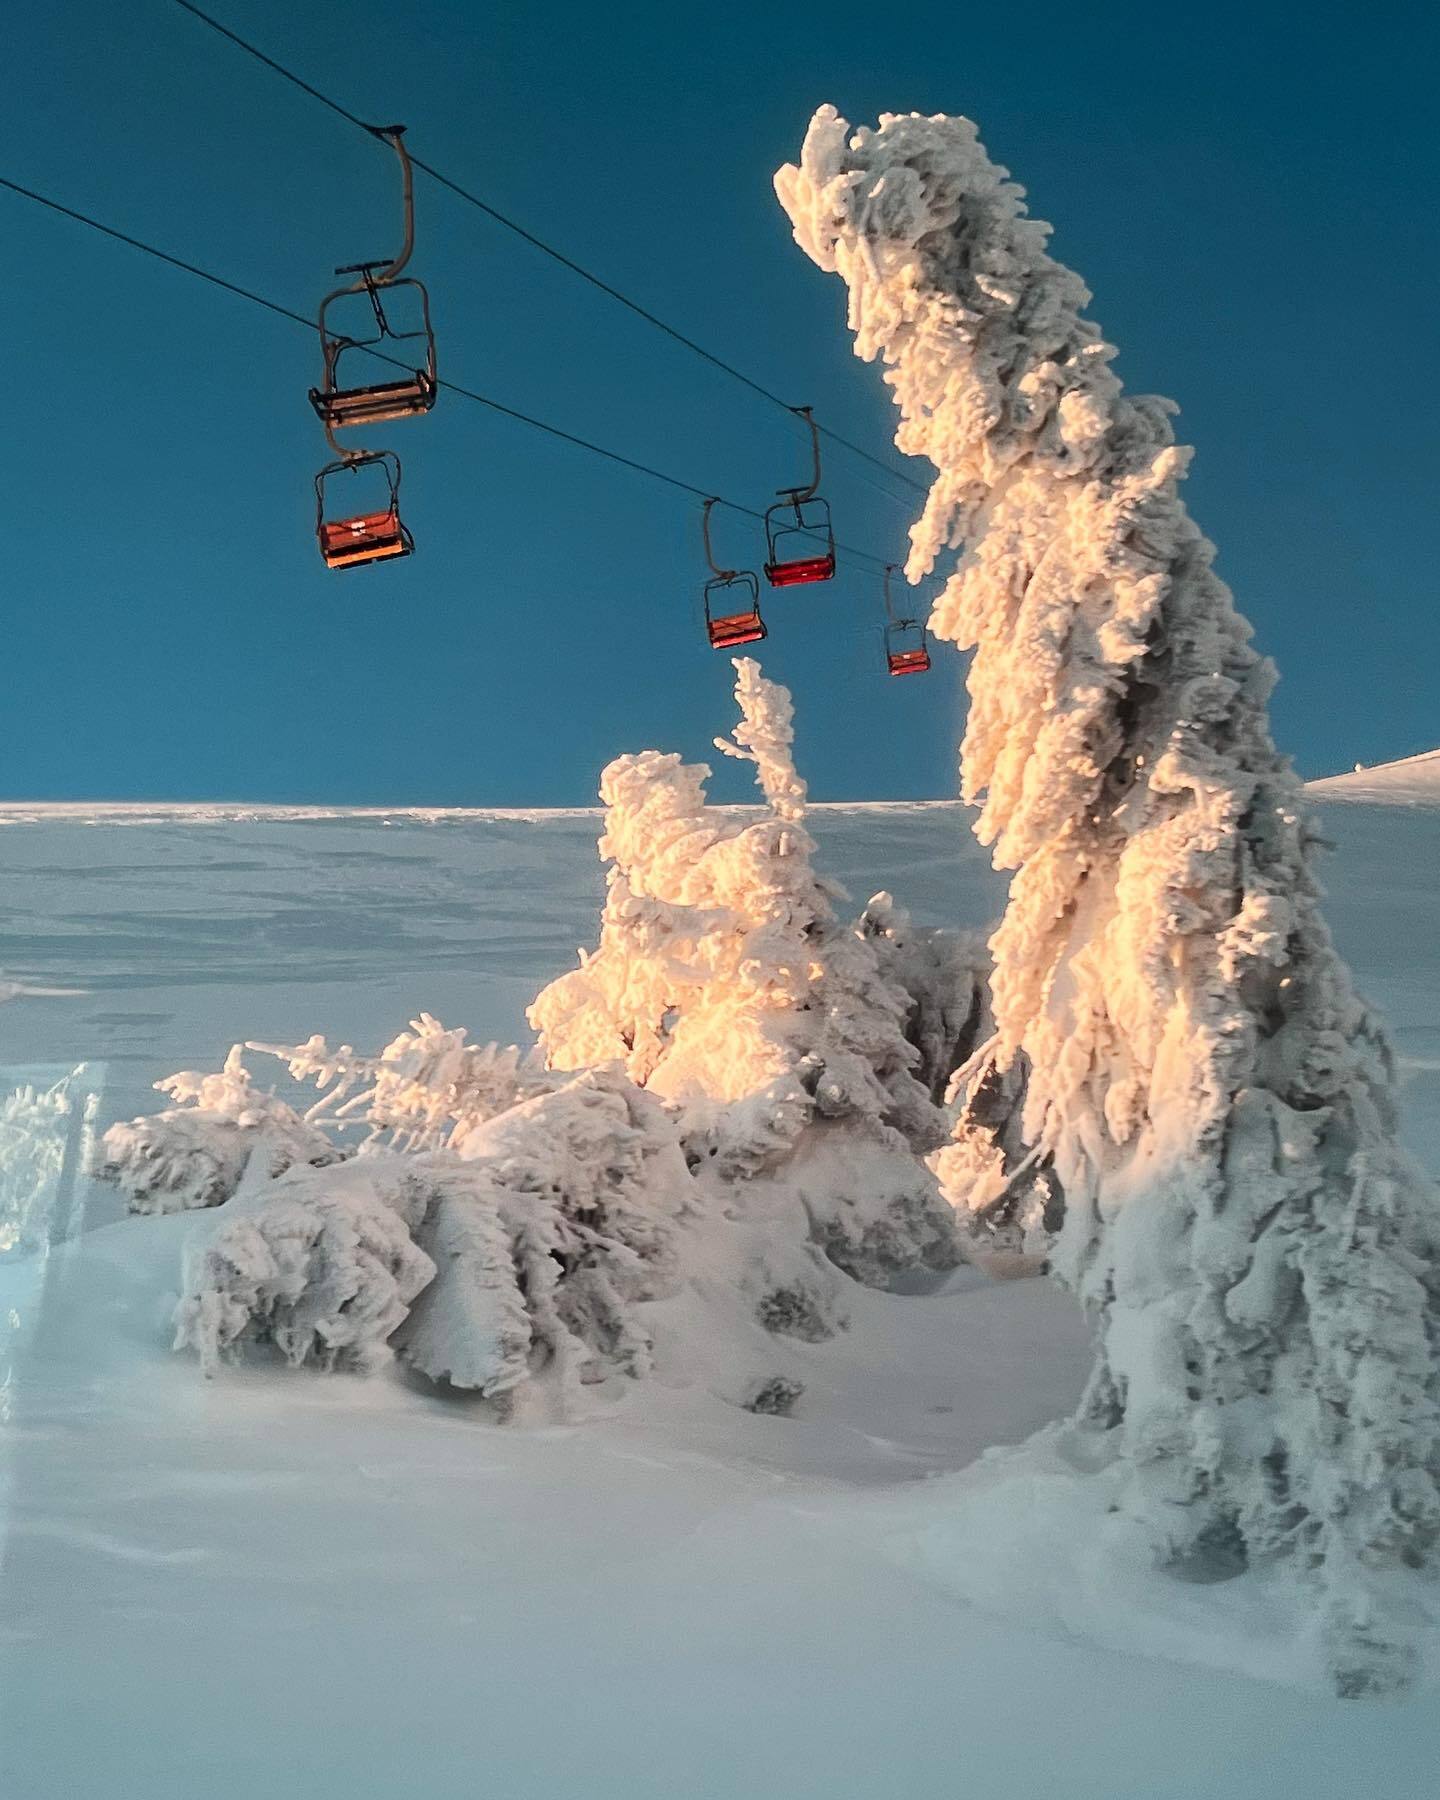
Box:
[249,1016,553,1154]
[713,655,809,825]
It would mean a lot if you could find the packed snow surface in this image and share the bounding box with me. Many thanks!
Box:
[3,795,1440,1796]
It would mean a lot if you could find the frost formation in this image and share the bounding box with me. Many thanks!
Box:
[94,1046,339,1214]
[777,104,1440,1692]
[101,662,974,1423]
[530,657,967,1278]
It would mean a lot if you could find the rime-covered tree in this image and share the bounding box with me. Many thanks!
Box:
[530,657,945,1164]
[778,106,1440,1692]
[173,1064,686,1413]
[530,656,962,1281]
[95,1046,340,1214]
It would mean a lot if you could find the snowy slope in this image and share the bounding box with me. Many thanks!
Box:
[1308,748,1440,806]
[3,798,1440,1797]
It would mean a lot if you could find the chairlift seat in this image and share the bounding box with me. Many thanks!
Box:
[765,552,835,588]
[707,609,767,649]
[318,510,412,570]
[310,373,437,430]
[703,565,764,649]
[887,645,931,676]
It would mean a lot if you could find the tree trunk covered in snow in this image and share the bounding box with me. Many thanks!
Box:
[777,107,1440,1692]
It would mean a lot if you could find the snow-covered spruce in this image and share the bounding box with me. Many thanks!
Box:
[855,891,990,1108]
[94,1046,339,1214]
[177,1066,684,1409]
[529,656,966,1282]
[778,107,1440,1692]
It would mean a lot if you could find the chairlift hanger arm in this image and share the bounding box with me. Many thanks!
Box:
[350,125,414,288]
[882,562,900,626]
[701,496,736,580]
[777,404,822,503]
[313,125,416,365]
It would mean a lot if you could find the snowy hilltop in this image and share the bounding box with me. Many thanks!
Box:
[1308,749,1440,807]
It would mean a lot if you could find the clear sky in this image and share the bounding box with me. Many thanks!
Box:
[5,0,1436,805]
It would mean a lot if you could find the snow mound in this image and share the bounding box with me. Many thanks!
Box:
[1308,750,1440,807]
[878,1426,1440,1695]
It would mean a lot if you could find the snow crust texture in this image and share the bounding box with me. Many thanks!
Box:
[777,106,1440,1693]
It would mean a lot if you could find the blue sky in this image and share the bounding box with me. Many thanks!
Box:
[4,0,1436,805]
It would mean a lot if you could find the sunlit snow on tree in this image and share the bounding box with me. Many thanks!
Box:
[777,104,1440,1694]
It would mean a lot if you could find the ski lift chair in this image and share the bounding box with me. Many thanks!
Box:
[705,573,767,648]
[764,406,835,588]
[885,629,932,676]
[309,126,438,432]
[701,499,766,649]
[315,452,413,570]
[881,565,931,675]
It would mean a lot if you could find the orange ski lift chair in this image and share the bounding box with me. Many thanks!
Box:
[763,405,835,588]
[702,498,766,649]
[309,125,437,433]
[315,451,413,570]
[882,564,931,675]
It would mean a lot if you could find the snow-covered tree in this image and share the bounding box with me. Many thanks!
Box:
[94,1046,340,1214]
[1,1068,94,1257]
[532,658,945,1161]
[104,664,997,1425]
[855,893,1051,1275]
[854,891,991,1108]
[778,106,1440,1692]
[530,657,962,1282]
[176,1065,686,1413]
[95,1020,556,1220]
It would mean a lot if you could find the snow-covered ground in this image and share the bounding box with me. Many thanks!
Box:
[3,782,1440,1797]
[1309,747,1440,808]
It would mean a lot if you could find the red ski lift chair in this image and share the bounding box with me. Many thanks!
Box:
[701,499,766,649]
[315,452,413,570]
[886,635,932,676]
[764,406,835,588]
[881,565,931,675]
[705,574,767,648]
[309,126,438,433]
